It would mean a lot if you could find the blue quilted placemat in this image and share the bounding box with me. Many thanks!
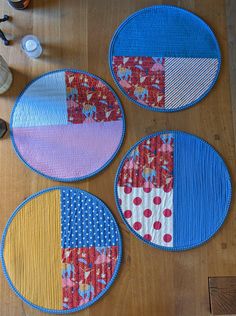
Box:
[10,69,125,182]
[114,131,231,251]
[109,5,221,112]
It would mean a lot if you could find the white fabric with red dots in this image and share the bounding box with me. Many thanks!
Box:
[115,132,174,248]
[117,186,173,246]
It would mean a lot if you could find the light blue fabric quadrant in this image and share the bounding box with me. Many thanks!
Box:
[12,71,68,128]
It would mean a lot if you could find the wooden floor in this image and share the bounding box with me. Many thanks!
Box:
[0,0,236,315]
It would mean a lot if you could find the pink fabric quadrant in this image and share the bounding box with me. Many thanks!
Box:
[13,121,123,179]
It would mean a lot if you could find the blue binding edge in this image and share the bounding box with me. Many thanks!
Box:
[10,69,126,182]
[108,5,222,113]
[114,130,232,251]
[0,186,122,314]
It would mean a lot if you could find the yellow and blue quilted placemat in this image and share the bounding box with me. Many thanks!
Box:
[109,5,221,112]
[115,131,231,250]
[1,187,122,313]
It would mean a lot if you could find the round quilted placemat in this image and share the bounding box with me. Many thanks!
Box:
[109,5,221,112]
[114,131,231,251]
[10,69,125,181]
[1,187,122,314]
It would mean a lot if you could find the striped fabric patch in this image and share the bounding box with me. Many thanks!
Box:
[165,58,219,109]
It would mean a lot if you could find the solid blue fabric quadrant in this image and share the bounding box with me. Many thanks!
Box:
[173,133,231,249]
[112,6,220,59]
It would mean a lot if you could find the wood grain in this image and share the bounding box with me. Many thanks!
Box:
[3,189,61,310]
[0,1,235,316]
[209,277,236,315]
[226,0,236,143]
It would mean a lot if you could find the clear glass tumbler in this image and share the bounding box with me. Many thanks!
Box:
[21,35,43,59]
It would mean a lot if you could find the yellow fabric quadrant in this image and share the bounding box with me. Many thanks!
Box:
[3,189,62,310]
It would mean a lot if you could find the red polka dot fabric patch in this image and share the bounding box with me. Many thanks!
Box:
[114,131,231,251]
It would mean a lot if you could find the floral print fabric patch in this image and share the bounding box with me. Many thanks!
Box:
[62,246,118,309]
[117,133,173,192]
[112,56,165,108]
[65,71,123,124]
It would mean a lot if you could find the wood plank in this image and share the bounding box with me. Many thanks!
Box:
[209,277,236,315]
[226,0,236,143]
[0,1,235,316]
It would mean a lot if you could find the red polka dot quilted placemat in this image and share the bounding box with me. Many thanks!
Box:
[114,131,231,251]
[109,5,221,112]
[0,187,122,313]
[10,69,125,182]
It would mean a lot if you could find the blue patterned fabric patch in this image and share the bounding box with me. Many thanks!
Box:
[60,188,119,248]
